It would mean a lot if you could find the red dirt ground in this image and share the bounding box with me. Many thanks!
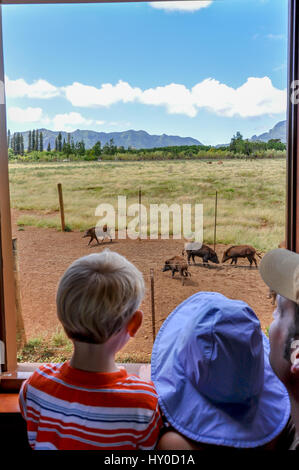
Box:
[11,210,274,362]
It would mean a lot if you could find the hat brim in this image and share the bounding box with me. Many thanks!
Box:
[259,248,299,303]
[151,292,290,448]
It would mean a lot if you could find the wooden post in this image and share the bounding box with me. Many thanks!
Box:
[0,211,7,372]
[213,191,218,252]
[150,268,156,343]
[12,238,26,350]
[57,183,65,232]
[0,6,17,372]
[138,187,141,241]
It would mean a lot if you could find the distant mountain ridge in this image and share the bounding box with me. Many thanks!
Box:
[251,120,286,143]
[17,128,202,150]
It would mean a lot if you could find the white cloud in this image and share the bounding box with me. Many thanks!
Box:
[63,76,286,119]
[140,83,196,117]
[63,80,142,107]
[7,74,286,123]
[8,107,94,132]
[8,106,44,123]
[5,76,60,99]
[191,76,286,117]
[149,1,213,12]
[52,112,93,131]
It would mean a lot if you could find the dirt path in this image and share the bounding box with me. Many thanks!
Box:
[11,210,274,362]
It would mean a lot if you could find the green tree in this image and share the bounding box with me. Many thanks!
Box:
[28,130,32,152]
[47,142,51,152]
[20,134,24,155]
[32,130,36,151]
[92,140,102,157]
[39,131,44,152]
[57,132,62,152]
[75,139,85,156]
[230,132,244,153]
[35,130,39,151]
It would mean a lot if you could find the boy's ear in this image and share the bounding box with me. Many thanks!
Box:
[127,310,143,337]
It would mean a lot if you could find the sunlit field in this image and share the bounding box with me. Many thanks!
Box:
[9,158,286,251]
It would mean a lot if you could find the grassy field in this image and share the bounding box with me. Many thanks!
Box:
[9,159,286,251]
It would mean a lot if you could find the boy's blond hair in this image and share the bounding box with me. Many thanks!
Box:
[56,250,145,344]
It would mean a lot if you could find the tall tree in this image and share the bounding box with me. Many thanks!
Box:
[14,133,21,155]
[32,130,36,152]
[92,140,102,157]
[39,131,44,152]
[20,134,24,155]
[47,142,51,152]
[57,132,62,152]
[28,130,32,152]
[11,133,15,154]
[35,129,39,151]
[76,139,85,156]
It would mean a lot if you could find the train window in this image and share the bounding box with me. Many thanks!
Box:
[0,0,295,375]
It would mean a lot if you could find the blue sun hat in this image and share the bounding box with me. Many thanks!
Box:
[151,292,290,448]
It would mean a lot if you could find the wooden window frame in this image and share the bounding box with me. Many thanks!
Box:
[0,0,297,376]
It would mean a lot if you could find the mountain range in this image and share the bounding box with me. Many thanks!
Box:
[17,128,202,150]
[251,120,286,143]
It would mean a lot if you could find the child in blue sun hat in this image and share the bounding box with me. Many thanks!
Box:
[151,292,297,450]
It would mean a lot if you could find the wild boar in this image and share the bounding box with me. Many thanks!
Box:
[222,245,262,267]
[83,224,112,246]
[162,255,191,286]
[182,244,219,266]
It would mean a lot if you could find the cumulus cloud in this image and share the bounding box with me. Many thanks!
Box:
[7,74,286,122]
[191,76,286,117]
[8,106,44,123]
[149,1,213,12]
[62,76,286,119]
[7,107,93,131]
[52,112,93,131]
[63,80,142,107]
[5,76,60,99]
[140,83,196,117]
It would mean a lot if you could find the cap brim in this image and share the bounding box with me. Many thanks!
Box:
[259,248,299,303]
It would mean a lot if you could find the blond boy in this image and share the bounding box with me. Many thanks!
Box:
[19,250,162,450]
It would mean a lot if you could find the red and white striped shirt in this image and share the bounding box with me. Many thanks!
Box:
[19,362,163,450]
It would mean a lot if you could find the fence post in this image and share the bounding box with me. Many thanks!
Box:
[150,268,156,343]
[12,238,26,349]
[138,187,142,241]
[213,191,218,252]
[57,183,65,232]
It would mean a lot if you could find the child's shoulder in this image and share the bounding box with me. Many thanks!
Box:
[121,373,159,405]
[27,362,66,384]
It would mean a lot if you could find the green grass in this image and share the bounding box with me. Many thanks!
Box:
[9,159,286,251]
[17,328,150,363]
[17,328,73,363]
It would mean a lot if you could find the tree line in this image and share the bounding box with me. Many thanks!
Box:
[7,129,286,161]
[7,129,119,159]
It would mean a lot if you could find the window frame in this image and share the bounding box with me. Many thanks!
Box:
[0,0,297,378]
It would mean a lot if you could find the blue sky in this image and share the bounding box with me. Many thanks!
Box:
[3,0,288,145]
